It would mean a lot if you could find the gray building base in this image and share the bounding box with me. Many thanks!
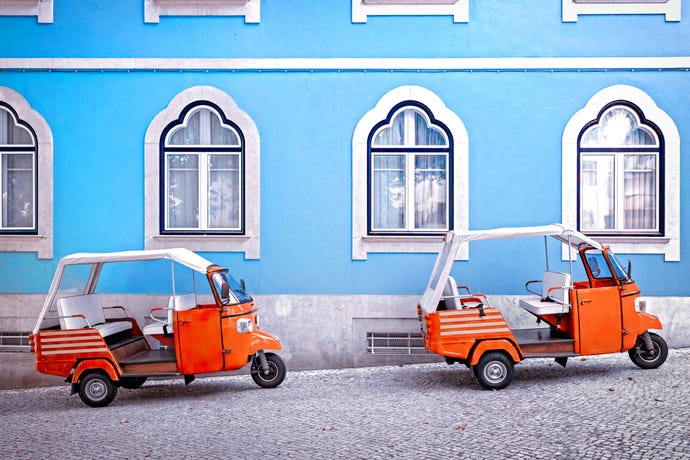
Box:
[1,294,688,389]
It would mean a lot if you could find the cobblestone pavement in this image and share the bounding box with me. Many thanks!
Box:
[2,349,689,460]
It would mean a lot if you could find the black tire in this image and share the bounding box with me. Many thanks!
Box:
[78,371,118,407]
[119,377,147,389]
[251,353,286,389]
[474,351,515,390]
[628,332,668,369]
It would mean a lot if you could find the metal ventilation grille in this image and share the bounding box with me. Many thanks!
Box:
[366,332,429,355]
[0,331,31,351]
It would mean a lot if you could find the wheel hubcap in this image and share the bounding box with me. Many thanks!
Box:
[485,362,507,383]
[86,380,106,400]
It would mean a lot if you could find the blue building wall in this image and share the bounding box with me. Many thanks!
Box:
[1,0,689,297]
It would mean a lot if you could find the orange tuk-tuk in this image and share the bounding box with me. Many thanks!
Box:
[30,249,285,407]
[419,224,667,390]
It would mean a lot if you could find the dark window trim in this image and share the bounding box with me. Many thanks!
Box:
[159,100,246,236]
[0,102,38,235]
[366,100,454,236]
[576,100,665,238]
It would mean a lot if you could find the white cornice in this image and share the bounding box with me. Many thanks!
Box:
[2,56,690,71]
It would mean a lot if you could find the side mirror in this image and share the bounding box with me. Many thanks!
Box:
[627,259,632,279]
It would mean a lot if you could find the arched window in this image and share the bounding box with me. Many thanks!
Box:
[0,87,52,259]
[161,103,244,233]
[578,102,662,236]
[0,104,36,233]
[353,86,468,260]
[562,85,679,261]
[369,103,452,234]
[145,86,260,259]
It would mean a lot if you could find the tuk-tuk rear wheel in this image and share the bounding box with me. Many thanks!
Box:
[78,371,118,408]
[474,352,514,390]
[251,352,286,389]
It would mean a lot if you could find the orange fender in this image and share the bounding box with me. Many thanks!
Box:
[247,330,282,355]
[638,312,663,332]
[72,359,121,384]
[469,339,522,366]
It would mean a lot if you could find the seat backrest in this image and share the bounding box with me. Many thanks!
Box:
[173,292,197,311]
[57,294,105,330]
[442,276,461,310]
[541,271,571,303]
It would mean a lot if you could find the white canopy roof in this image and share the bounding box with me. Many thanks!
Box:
[33,248,215,333]
[419,224,603,314]
[58,248,214,274]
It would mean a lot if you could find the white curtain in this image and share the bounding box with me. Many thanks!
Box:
[208,154,240,229]
[414,155,446,229]
[167,154,199,229]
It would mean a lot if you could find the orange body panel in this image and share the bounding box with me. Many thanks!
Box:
[72,358,120,383]
[469,339,521,365]
[32,329,115,379]
[424,307,518,362]
[574,286,623,354]
[175,307,224,375]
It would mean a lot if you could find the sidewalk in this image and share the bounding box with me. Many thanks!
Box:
[2,348,689,459]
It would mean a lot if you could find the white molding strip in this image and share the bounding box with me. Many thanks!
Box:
[2,57,690,72]
[562,0,681,22]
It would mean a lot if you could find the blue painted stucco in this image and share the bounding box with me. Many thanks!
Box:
[1,1,689,296]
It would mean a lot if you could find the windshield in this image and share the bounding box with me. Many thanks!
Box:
[584,249,627,281]
[212,270,252,305]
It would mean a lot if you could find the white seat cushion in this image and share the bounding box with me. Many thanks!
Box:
[58,294,132,338]
[520,297,570,316]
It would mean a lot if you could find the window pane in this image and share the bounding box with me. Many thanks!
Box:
[414,155,447,229]
[168,109,201,145]
[2,154,34,228]
[210,114,239,146]
[581,106,657,147]
[414,112,446,146]
[624,155,656,230]
[373,155,405,229]
[373,112,405,146]
[580,155,614,230]
[167,154,198,228]
[208,154,240,229]
[0,108,33,145]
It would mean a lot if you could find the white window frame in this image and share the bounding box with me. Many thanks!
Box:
[145,86,260,259]
[144,0,259,24]
[562,85,679,261]
[562,0,681,22]
[0,0,53,23]
[353,85,468,260]
[352,0,468,23]
[0,86,53,259]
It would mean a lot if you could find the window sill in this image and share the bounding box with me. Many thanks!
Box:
[354,234,468,260]
[148,234,258,259]
[0,234,52,259]
[594,236,670,245]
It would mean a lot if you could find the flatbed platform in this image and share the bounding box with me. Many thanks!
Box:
[513,327,575,356]
[119,348,178,374]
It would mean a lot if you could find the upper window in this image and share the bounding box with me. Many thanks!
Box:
[0,87,53,259]
[578,103,662,236]
[145,0,260,23]
[145,86,260,259]
[562,0,680,22]
[369,104,451,234]
[0,0,53,23]
[352,0,468,23]
[562,85,679,261]
[0,105,36,233]
[353,86,468,260]
[162,104,244,234]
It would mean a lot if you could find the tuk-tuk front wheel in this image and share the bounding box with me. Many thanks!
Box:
[251,352,286,389]
[78,371,118,408]
[628,332,668,370]
[474,352,515,390]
